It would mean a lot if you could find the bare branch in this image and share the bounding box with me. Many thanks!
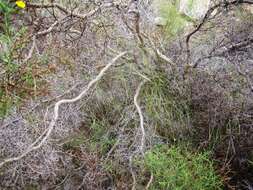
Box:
[185,0,253,64]
[156,49,175,66]
[27,2,100,19]
[145,173,153,190]
[36,20,59,36]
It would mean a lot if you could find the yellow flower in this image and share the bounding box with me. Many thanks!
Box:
[16,1,26,9]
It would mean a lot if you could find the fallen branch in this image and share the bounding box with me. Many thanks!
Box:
[36,20,59,36]
[0,51,127,168]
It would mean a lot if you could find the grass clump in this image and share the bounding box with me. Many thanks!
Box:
[144,145,223,190]
[154,0,189,38]
[88,119,117,155]
[143,70,191,140]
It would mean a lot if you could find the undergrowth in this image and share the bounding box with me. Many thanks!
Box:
[0,1,252,189]
[0,2,53,117]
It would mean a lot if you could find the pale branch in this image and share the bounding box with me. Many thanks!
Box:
[145,173,154,190]
[147,36,175,66]
[0,51,127,168]
[134,80,147,154]
[23,35,36,63]
[36,20,59,36]
[156,49,175,66]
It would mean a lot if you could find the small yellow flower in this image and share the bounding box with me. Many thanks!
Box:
[16,1,26,9]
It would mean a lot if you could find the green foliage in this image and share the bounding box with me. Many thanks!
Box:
[155,0,188,37]
[63,119,116,155]
[0,26,28,117]
[88,119,117,154]
[0,0,16,35]
[0,1,15,17]
[0,1,33,118]
[0,0,15,14]
[144,145,223,190]
[143,70,191,140]
[0,91,12,117]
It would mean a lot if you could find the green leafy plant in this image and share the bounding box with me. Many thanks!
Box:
[0,0,16,35]
[144,145,223,190]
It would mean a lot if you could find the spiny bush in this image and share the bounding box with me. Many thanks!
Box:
[144,145,223,190]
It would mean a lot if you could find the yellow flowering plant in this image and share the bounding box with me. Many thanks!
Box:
[15,0,26,9]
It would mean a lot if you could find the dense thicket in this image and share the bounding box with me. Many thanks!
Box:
[0,0,252,189]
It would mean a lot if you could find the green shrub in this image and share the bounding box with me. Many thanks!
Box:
[144,145,223,190]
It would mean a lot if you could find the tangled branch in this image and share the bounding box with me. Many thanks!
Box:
[0,51,127,168]
[186,0,253,65]
[27,2,101,19]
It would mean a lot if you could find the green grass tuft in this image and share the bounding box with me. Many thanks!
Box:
[143,70,191,140]
[154,0,188,38]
